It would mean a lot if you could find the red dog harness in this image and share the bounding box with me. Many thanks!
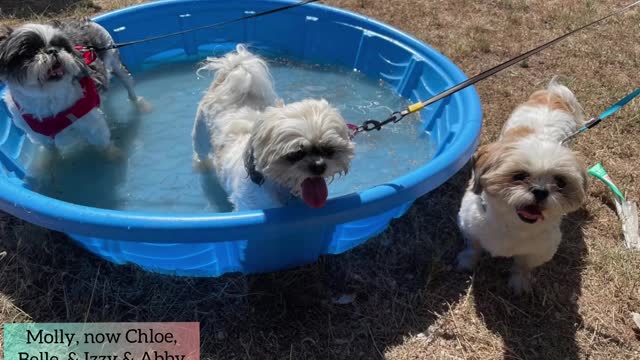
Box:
[13,45,101,138]
[74,46,98,65]
[14,76,101,138]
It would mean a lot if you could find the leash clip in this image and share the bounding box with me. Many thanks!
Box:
[347,111,405,139]
[74,46,98,65]
[346,123,363,139]
[362,119,383,131]
[389,111,404,123]
[364,111,404,131]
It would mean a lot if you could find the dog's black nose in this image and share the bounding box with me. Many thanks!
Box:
[46,48,58,55]
[532,188,549,202]
[309,160,326,176]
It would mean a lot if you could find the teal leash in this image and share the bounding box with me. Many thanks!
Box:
[562,88,640,144]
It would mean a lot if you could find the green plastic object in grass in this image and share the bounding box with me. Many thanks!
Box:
[588,163,625,199]
[588,163,639,250]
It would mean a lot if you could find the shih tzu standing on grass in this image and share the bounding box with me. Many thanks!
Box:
[192,45,355,211]
[457,79,588,294]
[0,19,149,160]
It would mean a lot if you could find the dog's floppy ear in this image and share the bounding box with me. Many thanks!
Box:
[470,142,503,195]
[575,155,589,197]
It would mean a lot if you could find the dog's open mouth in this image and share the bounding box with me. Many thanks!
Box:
[516,205,544,224]
[47,63,65,81]
[301,177,328,208]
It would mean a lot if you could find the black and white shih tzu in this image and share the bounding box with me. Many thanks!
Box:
[0,19,150,160]
[192,45,355,211]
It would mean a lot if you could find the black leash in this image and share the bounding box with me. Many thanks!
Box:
[348,0,640,137]
[94,0,321,51]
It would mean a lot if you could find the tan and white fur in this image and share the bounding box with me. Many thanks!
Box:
[192,45,354,211]
[457,79,588,294]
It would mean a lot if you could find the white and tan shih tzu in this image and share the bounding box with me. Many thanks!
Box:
[0,20,149,159]
[457,79,588,294]
[192,45,355,211]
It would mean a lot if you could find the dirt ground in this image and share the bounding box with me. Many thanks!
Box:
[0,0,639,359]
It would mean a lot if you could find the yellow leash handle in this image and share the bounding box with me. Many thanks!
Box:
[407,102,426,114]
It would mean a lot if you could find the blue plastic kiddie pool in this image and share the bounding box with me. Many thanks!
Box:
[0,0,482,277]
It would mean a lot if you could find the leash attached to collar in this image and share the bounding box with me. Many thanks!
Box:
[245,147,265,185]
[74,46,98,65]
[92,0,320,52]
[561,88,640,145]
[348,0,640,138]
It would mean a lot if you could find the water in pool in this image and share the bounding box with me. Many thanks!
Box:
[33,59,435,213]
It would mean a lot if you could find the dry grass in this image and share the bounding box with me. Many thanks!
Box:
[1,0,640,359]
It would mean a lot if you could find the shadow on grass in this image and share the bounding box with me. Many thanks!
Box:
[0,0,99,19]
[471,208,591,360]
[0,168,472,359]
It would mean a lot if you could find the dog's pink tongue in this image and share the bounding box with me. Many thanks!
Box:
[301,177,328,209]
[47,64,65,78]
[517,206,544,221]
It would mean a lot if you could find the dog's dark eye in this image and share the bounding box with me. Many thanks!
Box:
[318,146,335,158]
[49,36,72,51]
[17,47,39,61]
[554,175,567,189]
[512,171,529,182]
[285,150,305,163]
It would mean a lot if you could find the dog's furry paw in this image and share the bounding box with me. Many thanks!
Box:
[133,96,153,113]
[508,272,532,295]
[104,144,124,161]
[27,145,56,175]
[24,146,56,188]
[192,156,213,172]
[457,248,479,272]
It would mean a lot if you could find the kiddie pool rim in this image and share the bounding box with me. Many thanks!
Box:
[0,0,482,243]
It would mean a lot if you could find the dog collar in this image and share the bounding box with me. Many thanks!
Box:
[13,77,101,138]
[244,147,265,186]
[74,46,98,65]
[243,147,301,205]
